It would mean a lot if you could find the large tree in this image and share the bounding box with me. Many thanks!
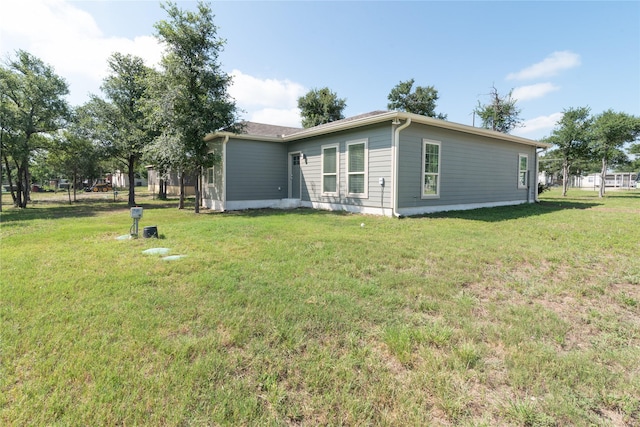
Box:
[48,126,102,204]
[387,79,447,120]
[97,53,157,206]
[298,87,346,128]
[0,50,69,208]
[474,85,522,134]
[543,107,592,196]
[152,1,239,212]
[590,110,640,197]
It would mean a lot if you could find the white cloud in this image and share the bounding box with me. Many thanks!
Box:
[250,108,302,128]
[512,112,563,137]
[229,70,306,109]
[1,0,163,104]
[512,83,560,102]
[507,51,581,80]
[229,70,306,126]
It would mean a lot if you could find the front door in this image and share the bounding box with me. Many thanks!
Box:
[290,153,301,199]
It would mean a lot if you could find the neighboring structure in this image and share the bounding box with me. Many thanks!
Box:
[201,111,550,217]
[571,172,638,190]
[146,168,196,197]
[111,170,147,188]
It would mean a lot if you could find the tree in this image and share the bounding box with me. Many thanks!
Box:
[152,1,239,212]
[98,53,157,206]
[298,87,346,128]
[543,107,592,196]
[474,85,522,134]
[590,110,640,197]
[0,50,69,208]
[48,127,101,203]
[387,79,447,120]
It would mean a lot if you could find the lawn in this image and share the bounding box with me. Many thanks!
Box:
[1,189,639,426]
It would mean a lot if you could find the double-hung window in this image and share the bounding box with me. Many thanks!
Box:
[422,139,441,198]
[518,154,528,189]
[321,144,339,195]
[347,139,368,197]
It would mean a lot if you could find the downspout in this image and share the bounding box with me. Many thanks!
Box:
[222,135,229,211]
[391,117,411,217]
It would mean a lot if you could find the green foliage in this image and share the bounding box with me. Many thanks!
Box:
[297,87,346,128]
[543,106,592,196]
[47,129,101,202]
[387,78,447,119]
[474,85,522,133]
[590,110,640,197]
[0,50,70,207]
[151,1,239,212]
[80,53,157,206]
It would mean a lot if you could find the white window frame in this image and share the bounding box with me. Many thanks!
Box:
[321,143,339,196]
[207,167,215,185]
[347,139,368,198]
[518,153,528,189]
[421,139,441,199]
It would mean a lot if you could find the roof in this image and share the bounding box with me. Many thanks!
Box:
[241,121,302,138]
[207,111,550,149]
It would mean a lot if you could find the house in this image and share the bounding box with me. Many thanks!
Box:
[146,168,196,197]
[111,170,147,188]
[572,172,638,190]
[202,111,550,217]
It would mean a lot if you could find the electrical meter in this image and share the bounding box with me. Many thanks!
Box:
[130,207,143,219]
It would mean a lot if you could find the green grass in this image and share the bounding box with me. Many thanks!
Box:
[2,188,639,426]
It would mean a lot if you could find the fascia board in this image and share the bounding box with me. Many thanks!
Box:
[205,112,550,149]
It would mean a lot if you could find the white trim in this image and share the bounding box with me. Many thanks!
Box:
[392,118,412,217]
[346,138,368,198]
[206,111,550,149]
[226,199,301,211]
[399,199,531,217]
[518,153,528,189]
[321,143,339,196]
[222,136,228,210]
[421,139,441,199]
[305,200,394,217]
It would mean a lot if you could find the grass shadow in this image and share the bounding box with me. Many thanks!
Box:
[0,197,178,224]
[417,200,602,222]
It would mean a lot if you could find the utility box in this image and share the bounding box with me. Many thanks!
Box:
[130,207,143,219]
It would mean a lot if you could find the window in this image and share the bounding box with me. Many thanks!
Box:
[422,139,441,198]
[518,154,528,189]
[322,144,339,195]
[347,139,368,196]
[207,167,214,185]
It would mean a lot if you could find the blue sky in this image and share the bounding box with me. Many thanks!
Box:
[2,0,639,140]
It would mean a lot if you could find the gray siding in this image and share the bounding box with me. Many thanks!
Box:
[397,123,537,209]
[204,139,224,202]
[226,139,288,201]
[288,123,393,210]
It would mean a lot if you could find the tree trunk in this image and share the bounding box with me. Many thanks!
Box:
[158,178,166,199]
[194,170,200,214]
[599,157,607,198]
[127,156,136,207]
[15,161,25,208]
[72,171,78,202]
[3,155,16,206]
[562,160,569,197]
[178,174,185,209]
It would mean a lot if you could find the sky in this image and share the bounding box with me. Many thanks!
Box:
[1,0,639,141]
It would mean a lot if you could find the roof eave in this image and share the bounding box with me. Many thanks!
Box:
[205,111,550,149]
